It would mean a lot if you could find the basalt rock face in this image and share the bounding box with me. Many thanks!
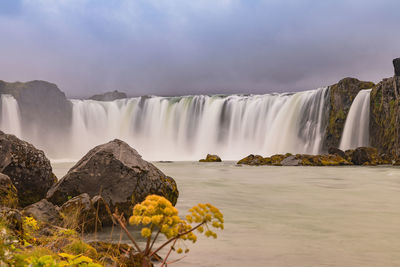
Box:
[323,78,375,151]
[0,131,56,207]
[393,58,400,76]
[89,90,127,101]
[47,140,179,225]
[0,80,72,156]
[370,76,400,158]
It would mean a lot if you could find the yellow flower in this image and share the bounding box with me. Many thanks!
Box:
[176,248,183,254]
[142,216,151,225]
[141,227,152,238]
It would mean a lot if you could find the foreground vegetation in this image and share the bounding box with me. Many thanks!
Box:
[0,195,223,266]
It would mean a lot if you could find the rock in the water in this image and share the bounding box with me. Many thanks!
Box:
[328,147,346,158]
[394,58,400,76]
[350,147,379,165]
[23,199,62,226]
[0,131,56,207]
[89,90,127,101]
[47,139,179,226]
[60,193,97,232]
[199,154,222,162]
[281,155,300,166]
[237,154,266,165]
[0,173,18,208]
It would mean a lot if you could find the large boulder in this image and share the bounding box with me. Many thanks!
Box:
[89,90,127,101]
[0,131,56,207]
[23,199,62,226]
[0,173,18,208]
[323,78,375,150]
[348,147,380,165]
[328,147,346,158]
[199,154,222,162]
[370,76,400,158]
[394,58,400,76]
[47,139,179,225]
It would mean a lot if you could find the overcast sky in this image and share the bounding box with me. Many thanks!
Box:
[0,0,399,97]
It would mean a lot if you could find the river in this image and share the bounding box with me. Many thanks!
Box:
[52,161,400,266]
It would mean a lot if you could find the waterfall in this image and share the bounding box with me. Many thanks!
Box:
[67,87,330,160]
[0,94,22,138]
[339,89,371,150]
[0,88,330,160]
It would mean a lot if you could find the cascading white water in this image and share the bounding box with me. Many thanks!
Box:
[0,94,22,138]
[0,88,330,160]
[339,89,371,150]
[67,87,329,160]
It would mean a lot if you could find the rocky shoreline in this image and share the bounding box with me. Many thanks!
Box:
[236,146,399,166]
[0,130,179,229]
[0,131,180,266]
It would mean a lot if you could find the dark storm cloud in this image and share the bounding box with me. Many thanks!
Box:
[0,0,399,97]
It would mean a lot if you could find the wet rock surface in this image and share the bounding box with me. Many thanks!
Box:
[0,131,56,207]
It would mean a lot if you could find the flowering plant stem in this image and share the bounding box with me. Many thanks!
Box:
[149,221,205,258]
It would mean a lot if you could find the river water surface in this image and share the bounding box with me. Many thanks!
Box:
[52,162,400,267]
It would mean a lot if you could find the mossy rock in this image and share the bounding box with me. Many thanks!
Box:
[0,173,18,208]
[323,77,375,150]
[199,154,222,162]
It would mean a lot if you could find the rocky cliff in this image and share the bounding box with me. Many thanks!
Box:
[322,78,375,150]
[0,80,72,155]
[369,76,400,158]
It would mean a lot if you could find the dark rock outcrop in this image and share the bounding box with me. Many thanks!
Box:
[199,154,222,162]
[0,80,72,132]
[47,139,179,226]
[394,58,400,76]
[0,80,72,156]
[237,154,266,165]
[23,199,62,226]
[370,76,400,158]
[89,90,127,101]
[323,78,375,150]
[346,147,380,165]
[0,173,18,208]
[328,147,346,158]
[237,153,351,166]
[0,131,56,207]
